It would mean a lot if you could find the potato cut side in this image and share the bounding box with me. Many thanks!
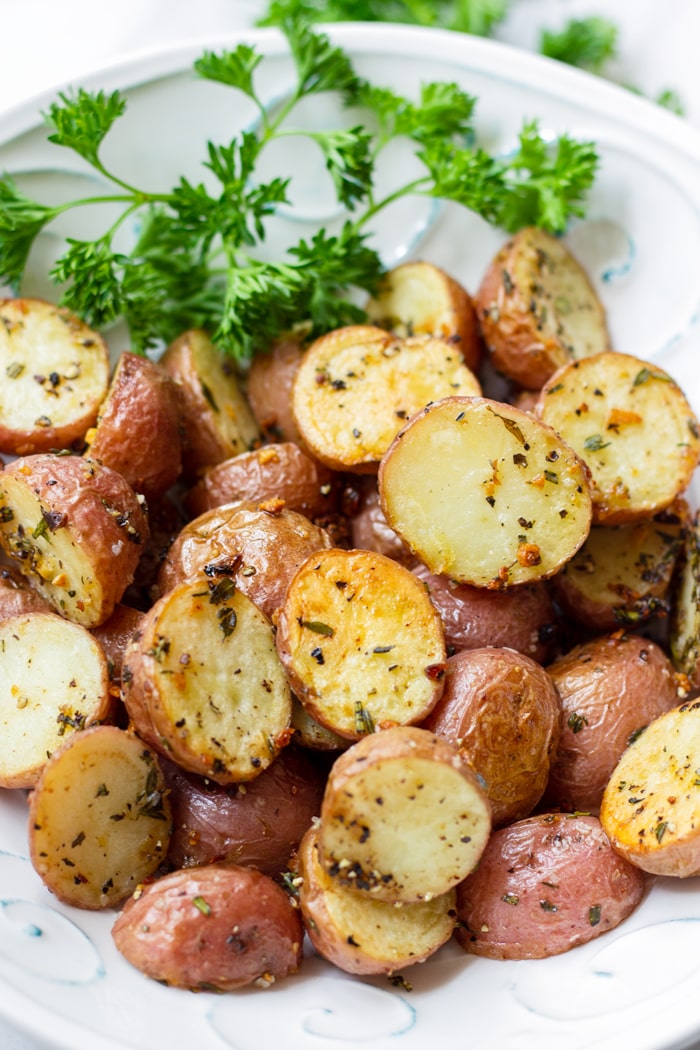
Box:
[292,325,481,471]
[537,351,700,524]
[600,699,700,877]
[476,227,610,390]
[29,725,171,909]
[275,548,446,740]
[0,298,110,454]
[161,328,260,475]
[365,260,482,372]
[318,726,491,903]
[670,509,700,688]
[552,502,686,631]
[379,396,593,587]
[0,612,111,788]
[296,824,456,975]
[122,578,292,783]
[0,454,148,627]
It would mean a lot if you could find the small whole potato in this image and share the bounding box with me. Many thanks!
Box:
[422,647,561,826]
[112,863,304,990]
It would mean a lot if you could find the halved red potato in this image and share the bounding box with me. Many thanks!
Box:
[112,863,303,990]
[121,491,185,611]
[364,260,482,372]
[600,698,700,876]
[90,603,146,686]
[349,476,414,565]
[0,297,110,454]
[184,442,339,521]
[379,396,593,588]
[160,328,260,476]
[291,325,481,472]
[157,500,333,619]
[537,351,700,524]
[476,227,610,390]
[28,724,171,908]
[0,564,53,621]
[122,577,292,783]
[670,508,700,688]
[544,632,687,814]
[317,726,491,903]
[246,332,306,445]
[84,351,183,500]
[455,813,645,959]
[0,611,111,788]
[290,698,348,752]
[0,454,148,627]
[422,647,561,826]
[275,548,446,740]
[295,823,456,975]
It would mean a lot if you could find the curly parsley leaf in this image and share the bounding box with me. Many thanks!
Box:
[258,0,510,36]
[540,17,618,75]
[43,89,128,171]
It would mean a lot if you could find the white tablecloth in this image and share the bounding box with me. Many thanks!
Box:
[0,1,698,1048]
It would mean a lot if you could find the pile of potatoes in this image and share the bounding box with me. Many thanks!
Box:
[0,229,699,991]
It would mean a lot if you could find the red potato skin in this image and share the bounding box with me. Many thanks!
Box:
[112,864,304,990]
[455,813,645,960]
[411,562,558,662]
[349,477,414,565]
[246,335,305,446]
[90,603,146,684]
[543,632,686,814]
[86,352,183,500]
[162,746,327,876]
[0,566,54,620]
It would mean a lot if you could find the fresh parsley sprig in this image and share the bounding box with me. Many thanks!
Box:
[0,17,598,362]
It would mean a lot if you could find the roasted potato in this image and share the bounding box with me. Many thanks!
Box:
[157,500,333,619]
[422,647,561,826]
[0,297,110,454]
[411,562,558,661]
[291,325,481,471]
[365,260,482,372]
[295,823,456,975]
[245,332,305,445]
[544,632,687,814]
[0,611,111,788]
[317,726,491,903]
[162,745,326,875]
[90,603,146,686]
[290,697,348,752]
[184,442,339,521]
[275,547,446,740]
[348,476,413,564]
[670,508,700,688]
[379,396,593,587]
[0,564,53,621]
[122,577,293,784]
[455,813,645,959]
[600,698,700,877]
[476,227,610,390]
[161,328,260,477]
[84,351,183,500]
[28,724,171,908]
[537,351,700,524]
[112,863,304,990]
[0,453,148,627]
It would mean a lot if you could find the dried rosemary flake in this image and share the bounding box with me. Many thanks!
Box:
[299,619,335,637]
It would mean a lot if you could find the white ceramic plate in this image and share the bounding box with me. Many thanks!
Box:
[1,22,700,1050]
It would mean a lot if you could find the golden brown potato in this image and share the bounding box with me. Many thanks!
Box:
[84,351,183,500]
[317,726,491,903]
[184,442,339,521]
[0,454,148,627]
[245,333,306,445]
[422,647,561,827]
[291,325,481,471]
[476,227,610,390]
[162,745,326,875]
[28,724,171,908]
[600,698,700,877]
[122,577,293,784]
[455,813,645,959]
[157,500,333,619]
[296,823,456,975]
[670,508,700,688]
[544,632,687,814]
[112,863,304,990]
[411,562,558,662]
[0,297,110,454]
[0,611,112,788]
[290,697,348,752]
[0,565,53,621]
[365,260,482,373]
[161,328,260,476]
[275,548,446,740]
[551,503,686,632]
[379,396,593,588]
[537,351,700,524]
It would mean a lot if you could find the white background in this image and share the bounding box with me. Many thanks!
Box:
[0,1,698,1048]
